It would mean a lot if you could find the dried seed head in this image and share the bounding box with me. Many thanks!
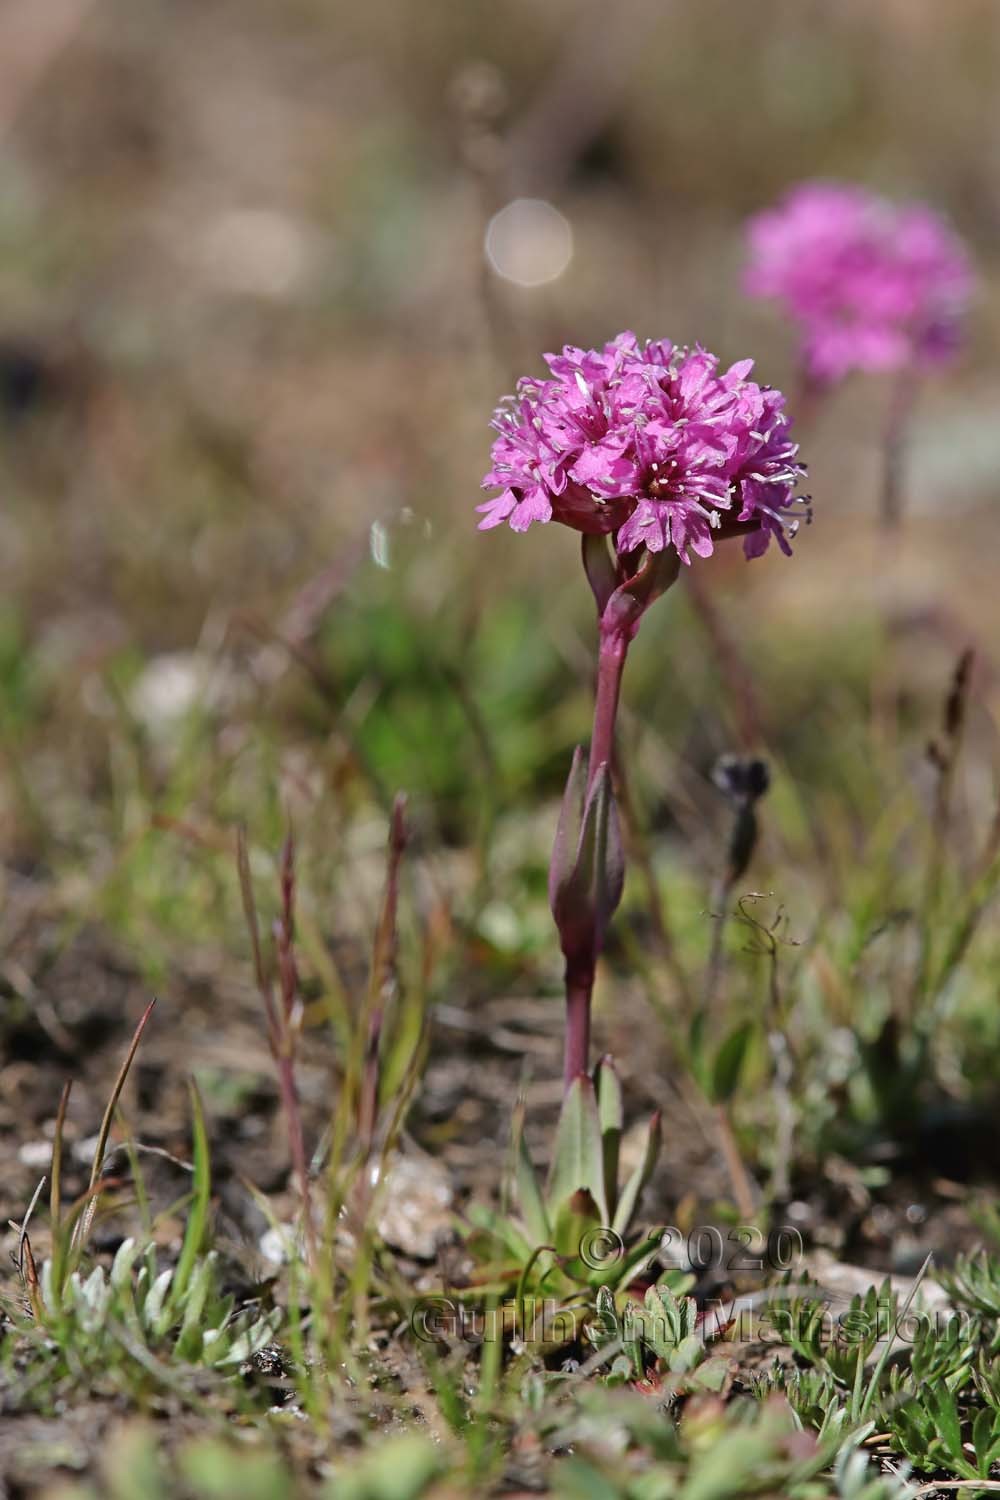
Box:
[712,753,771,807]
[944,647,974,741]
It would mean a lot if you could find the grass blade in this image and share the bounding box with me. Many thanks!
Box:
[171,1079,212,1307]
[73,998,156,1252]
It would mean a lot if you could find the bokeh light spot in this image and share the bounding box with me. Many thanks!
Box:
[484,198,573,287]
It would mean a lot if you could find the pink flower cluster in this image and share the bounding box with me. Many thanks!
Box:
[478,334,807,564]
[745,182,972,384]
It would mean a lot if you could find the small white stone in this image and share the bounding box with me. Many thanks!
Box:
[258,1224,300,1266]
[18,1141,52,1169]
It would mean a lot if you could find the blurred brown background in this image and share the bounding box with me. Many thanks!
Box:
[1,0,997,640]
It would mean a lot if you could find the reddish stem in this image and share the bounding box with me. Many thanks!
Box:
[564,967,595,1086]
[563,620,631,1086]
[358,795,407,1155]
[588,623,630,791]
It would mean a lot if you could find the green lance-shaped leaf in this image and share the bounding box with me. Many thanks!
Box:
[593,1054,623,1223]
[620,1299,645,1380]
[590,1230,665,1292]
[553,1188,602,1266]
[513,1109,551,1248]
[669,1334,706,1374]
[171,1079,211,1309]
[547,1075,609,1225]
[710,1020,755,1103]
[591,1284,620,1346]
[978,1406,1000,1472]
[176,1252,218,1362]
[639,1281,700,1363]
[612,1109,661,1238]
[931,1384,963,1462]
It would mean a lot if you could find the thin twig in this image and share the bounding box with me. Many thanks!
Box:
[915,649,974,1006]
[49,1081,72,1238]
[713,1103,758,1220]
[12,1176,47,1280]
[237,825,316,1269]
[73,998,156,1251]
[237,826,278,1047]
[10,1176,46,1319]
[913,1482,1000,1495]
[358,795,408,1155]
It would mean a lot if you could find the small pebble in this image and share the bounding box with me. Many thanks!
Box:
[18,1141,52,1169]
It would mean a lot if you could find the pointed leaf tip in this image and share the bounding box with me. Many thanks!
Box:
[611,1108,662,1238]
[514,1115,551,1248]
[549,746,587,915]
[583,764,625,947]
[547,1075,609,1226]
[551,762,625,967]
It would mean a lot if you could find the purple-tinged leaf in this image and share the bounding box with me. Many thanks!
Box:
[547,1076,609,1225]
[581,533,619,616]
[551,764,625,967]
[548,747,587,917]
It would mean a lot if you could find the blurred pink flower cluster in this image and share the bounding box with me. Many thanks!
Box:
[478,333,807,564]
[744,182,972,384]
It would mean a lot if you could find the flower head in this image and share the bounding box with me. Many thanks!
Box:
[744,182,972,384]
[478,333,808,563]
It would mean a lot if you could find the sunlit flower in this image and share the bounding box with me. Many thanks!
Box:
[478,333,808,563]
[744,182,972,384]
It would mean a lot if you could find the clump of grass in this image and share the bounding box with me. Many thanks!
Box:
[3,1013,279,1419]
